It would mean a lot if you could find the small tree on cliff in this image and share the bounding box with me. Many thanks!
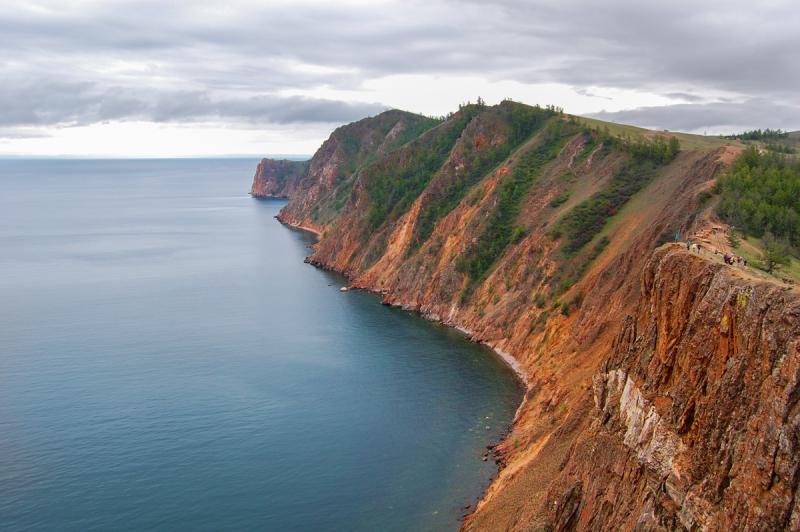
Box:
[761,232,790,274]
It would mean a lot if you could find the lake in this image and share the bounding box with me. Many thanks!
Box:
[0,158,522,531]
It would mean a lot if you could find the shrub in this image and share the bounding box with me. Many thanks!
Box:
[727,230,741,249]
[697,190,713,206]
[549,191,570,208]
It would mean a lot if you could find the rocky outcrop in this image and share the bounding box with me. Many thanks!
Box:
[250,158,308,198]
[539,248,800,530]
[253,102,798,529]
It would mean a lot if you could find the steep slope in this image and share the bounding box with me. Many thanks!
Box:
[256,101,799,530]
[277,109,441,231]
[548,247,800,530]
[250,158,309,198]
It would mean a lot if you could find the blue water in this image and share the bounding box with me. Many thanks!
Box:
[0,159,522,531]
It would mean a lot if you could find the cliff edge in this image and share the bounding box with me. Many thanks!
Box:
[250,158,309,198]
[254,101,799,530]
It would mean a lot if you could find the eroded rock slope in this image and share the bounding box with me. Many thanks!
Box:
[254,101,799,530]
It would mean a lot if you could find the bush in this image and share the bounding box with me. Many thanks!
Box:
[549,191,570,208]
[559,293,583,316]
[727,230,741,249]
[697,190,713,206]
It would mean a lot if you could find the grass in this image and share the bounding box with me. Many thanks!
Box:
[574,115,740,151]
[732,235,800,282]
[557,159,660,254]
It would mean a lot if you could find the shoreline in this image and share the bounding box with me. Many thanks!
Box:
[275,214,323,238]
[276,214,530,522]
[278,216,531,394]
[249,192,289,200]
[277,213,531,422]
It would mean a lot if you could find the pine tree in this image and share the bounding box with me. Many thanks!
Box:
[762,233,790,274]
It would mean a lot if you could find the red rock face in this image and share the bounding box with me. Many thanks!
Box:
[250,158,308,198]
[253,103,799,529]
[545,248,800,530]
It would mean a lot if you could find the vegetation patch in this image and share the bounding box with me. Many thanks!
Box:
[338,113,441,177]
[549,191,570,208]
[556,136,679,255]
[456,120,575,290]
[410,103,562,250]
[717,147,800,251]
[722,129,789,141]
[364,106,482,229]
[765,143,796,154]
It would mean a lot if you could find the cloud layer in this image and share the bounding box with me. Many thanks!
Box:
[1,0,798,149]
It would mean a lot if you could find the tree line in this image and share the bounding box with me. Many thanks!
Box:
[722,129,788,141]
[717,147,800,253]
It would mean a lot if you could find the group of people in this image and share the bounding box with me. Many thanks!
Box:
[723,253,747,267]
[686,240,703,254]
[681,237,747,267]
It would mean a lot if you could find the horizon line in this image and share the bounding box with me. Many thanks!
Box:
[0,153,313,160]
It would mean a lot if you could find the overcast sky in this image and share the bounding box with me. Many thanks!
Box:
[2,0,798,156]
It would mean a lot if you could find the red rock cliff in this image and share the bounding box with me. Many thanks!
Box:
[250,158,308,198]
[541,247,800,530]
[254,103,798,529]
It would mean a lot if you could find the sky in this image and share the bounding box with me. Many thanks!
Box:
[1,0,798,157]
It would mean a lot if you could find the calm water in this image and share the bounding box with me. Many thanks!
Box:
[0,159,522,531]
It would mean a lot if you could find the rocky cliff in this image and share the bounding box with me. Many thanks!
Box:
[250,158,308,198]
[548,247,800,531]
[257,101,799,530]
[274,109,440,229]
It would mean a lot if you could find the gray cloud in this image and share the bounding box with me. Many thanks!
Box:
[590,99,800,134]
[0,78,386,127]
[663,93,708,104]
[0,127,51,140]
[0,0,798,132]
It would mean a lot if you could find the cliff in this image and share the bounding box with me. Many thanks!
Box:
[547,247,800,530]
[250,158,308,198]
[258,102,799,530]
[275,109,440,230]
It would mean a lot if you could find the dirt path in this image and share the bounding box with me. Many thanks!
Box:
[670,242,796,290]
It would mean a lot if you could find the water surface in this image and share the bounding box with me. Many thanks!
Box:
[0,159,522,531]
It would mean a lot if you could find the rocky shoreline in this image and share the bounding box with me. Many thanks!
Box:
[278,214,525,487]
